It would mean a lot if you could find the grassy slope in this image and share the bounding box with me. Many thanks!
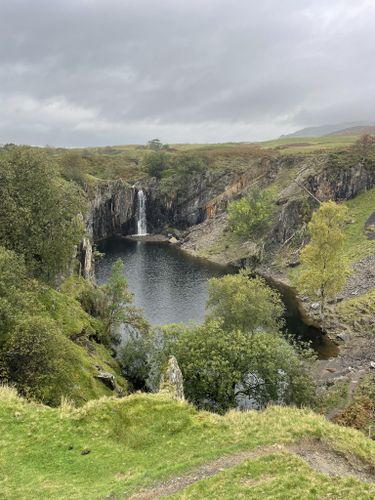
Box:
[1,388,375,499]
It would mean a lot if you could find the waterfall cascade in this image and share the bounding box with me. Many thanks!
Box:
[136,189,148,236]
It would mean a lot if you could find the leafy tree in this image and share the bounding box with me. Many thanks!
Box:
[298,201,349,321]
[143,151,169,179]
[157,321,314,412]
[0,147,86,282]
[147,138,163,150]
[98,259,148,343]
[206,270,284,334]
[228,187,274,238]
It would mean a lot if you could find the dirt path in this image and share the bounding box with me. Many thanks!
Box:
[128,440,375,499]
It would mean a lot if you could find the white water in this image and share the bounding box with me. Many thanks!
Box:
[136,189,148,236]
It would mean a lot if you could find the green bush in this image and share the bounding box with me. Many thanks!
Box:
[228,187,274,238]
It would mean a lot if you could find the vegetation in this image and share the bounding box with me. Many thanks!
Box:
[206,271,284,334]
[157,321,315,412]
[0,146,85,282]
[121,272,314,413]
[228,187,274,238]
[298,201,349,318]
[1,389,375,499]
[0,147,142,406]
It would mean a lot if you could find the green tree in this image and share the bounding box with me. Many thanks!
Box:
[206,270,284,334]
[228,188,273,238]
[298,201,349,321]
[147,138,163,150]
[158,321,314,412]
[0,147,86,282]
[98,259,147,343]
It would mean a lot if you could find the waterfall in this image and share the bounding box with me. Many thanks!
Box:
[136,189,148,236]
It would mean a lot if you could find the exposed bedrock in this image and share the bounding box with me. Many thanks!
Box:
[86,179,137,241]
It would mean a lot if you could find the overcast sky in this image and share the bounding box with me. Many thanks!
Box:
[1,0,375,147]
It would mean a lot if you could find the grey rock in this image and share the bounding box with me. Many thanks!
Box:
[336,333,349,342]
[370,361,375,369]
[95,371,116,390]
[159,356,185,401]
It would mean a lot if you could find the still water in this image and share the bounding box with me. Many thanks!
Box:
[95,237,229,325]
[95,237,338,359]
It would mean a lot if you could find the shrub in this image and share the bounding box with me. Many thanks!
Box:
[228,187,274,238]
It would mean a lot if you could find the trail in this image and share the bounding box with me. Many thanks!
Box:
[128,439,375,499]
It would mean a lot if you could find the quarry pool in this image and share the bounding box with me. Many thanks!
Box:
[95,236,338,359]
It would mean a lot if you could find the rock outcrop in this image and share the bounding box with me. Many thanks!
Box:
[159,356,185,401]
[87,179,136,241]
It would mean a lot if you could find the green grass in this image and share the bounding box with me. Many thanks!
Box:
[336,290,375,330]
[168,453,375,499]
[1,389,375,499]
[258,135,359,154]
[343,187,375,265]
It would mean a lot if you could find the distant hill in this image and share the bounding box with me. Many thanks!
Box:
[281,122,375,138]
[329,125,375,136]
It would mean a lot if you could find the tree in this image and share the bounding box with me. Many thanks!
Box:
[228,187,274,238]
[157,321,314,412]
[298,201,349,322]
[143,151,169,179]
[98,259,147,343]
[0,147,86,282]
[147,138,163,150]
[206,270,284,334]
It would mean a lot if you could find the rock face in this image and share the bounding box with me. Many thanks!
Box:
[79,236,94,279]
[87,179,137,241]
[144,168,265,232]
[159,356,185,401]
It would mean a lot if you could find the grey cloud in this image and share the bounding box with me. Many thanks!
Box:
[0,0,374,146]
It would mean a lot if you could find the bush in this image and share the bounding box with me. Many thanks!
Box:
[3,316,62,402]
[155,321,315,412]
[206,270,284,334]
[143,151,169,179]
[228,187,274,238]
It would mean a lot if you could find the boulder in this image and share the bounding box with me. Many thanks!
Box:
[159,356,185,401]
[95,371,116,390]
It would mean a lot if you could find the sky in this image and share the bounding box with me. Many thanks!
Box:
[1,0,375,147]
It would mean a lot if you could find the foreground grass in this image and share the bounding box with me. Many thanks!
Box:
[169,453,374,499]
[1,389,375,499]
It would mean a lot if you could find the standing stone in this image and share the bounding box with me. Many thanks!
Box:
[159,356,185,401]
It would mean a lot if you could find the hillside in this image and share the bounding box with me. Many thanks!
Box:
[281,122,374,138]
[1,386,375,499]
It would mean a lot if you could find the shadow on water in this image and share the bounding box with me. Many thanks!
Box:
[95,237,338,359]
[264,275,339,360]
